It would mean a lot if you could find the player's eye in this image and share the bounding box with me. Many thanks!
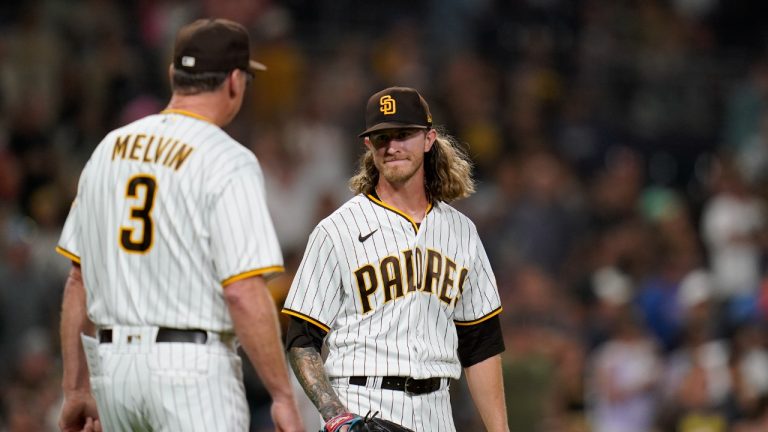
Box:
[370,129,421,147]
[370,133,392,146]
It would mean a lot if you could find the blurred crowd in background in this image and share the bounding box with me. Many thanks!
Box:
[2,0,768,431]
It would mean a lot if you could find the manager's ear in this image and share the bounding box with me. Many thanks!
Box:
[227,69,239,99]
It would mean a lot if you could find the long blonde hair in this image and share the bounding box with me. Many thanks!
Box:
[349,126,476,203]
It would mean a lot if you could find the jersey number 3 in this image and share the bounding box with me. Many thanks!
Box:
[120,174,157,253]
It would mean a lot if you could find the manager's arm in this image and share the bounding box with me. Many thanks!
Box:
[59,264,101,432]
[224,276,304,431]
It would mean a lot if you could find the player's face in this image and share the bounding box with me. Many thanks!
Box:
[366,128,435,185]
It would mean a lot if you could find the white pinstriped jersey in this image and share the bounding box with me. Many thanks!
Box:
[283,193,502,380]
[57,110,283,332]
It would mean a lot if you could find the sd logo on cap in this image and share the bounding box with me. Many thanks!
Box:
[359,87,432,137]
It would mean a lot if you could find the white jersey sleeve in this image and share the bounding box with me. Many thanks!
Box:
[57,161,91,263]
[210,162,284,285]
[282,225,341,331]
[58,199,82,263]
[452,225,502,324]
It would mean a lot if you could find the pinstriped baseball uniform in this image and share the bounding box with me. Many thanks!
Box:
[57,109,283,431]
[282,193,502,431]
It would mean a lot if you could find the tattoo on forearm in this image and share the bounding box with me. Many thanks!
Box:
[288,347,347,420]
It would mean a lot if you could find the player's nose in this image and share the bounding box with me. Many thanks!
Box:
[386,138,408,152]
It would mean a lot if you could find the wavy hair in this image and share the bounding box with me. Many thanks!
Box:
[349,126,475,203]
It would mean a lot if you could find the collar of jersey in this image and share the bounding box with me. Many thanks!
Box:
[365,194,433,232]
[160,109,213,124]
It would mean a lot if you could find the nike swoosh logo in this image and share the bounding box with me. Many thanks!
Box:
[358,229,378,242]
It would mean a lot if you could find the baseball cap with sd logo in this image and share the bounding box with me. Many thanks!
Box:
[359,87,433,137]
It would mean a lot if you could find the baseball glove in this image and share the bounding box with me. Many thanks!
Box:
[321,411,414,432]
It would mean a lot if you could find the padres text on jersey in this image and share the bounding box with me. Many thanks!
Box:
[283,194,502,380]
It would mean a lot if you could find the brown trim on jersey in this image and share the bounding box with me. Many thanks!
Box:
[281,308,331,332]
[160,109,214,124]
[365,194,434,232]
[55,246,81,265]
[454,306,503,326]
[221,266,285,286]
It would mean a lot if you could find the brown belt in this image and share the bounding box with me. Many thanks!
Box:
[98,328,208,344]
[348,376,447,395]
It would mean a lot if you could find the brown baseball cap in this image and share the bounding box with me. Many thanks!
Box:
[173,18,266,75]
[359,87,433,137]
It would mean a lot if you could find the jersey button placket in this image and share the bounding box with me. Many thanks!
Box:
[409,218,428,376]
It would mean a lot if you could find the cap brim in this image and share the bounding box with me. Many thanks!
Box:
[249,59,267,73]
[358,122,428,137]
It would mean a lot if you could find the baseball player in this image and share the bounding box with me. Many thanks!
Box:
[282,87,509,431]
[56,19,304,432]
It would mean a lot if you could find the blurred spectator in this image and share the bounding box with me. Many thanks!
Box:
[658,269,730,432]
[640,186,701,263]
[0,214,59,374]
[723,57,768,153]
[589,147,645,229]
[677,269,722,335]
[584,266,634,349]
[701,156,766,309]
[1,327,60,432]
[502,266,585,431]
[733,395,768,432]
[286,76,355,201]
[371,18,429,90]
[457,153,522,275]
[635,248,695,351]
[633,188,703,350]
[27,184,71,282]
[246,4,307,124]
[251,126,336,256]
[727,322,768,423]
[587,308,662,432]
[437,51,502,176]
[735,111,768,189]
[555,85,611,179]
[0,151,21,202]
[490,150,585,275]
[2,4,63,135]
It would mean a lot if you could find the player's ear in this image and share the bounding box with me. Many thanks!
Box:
[168,64,174,83]
[363,136,373,151]
[424,128,437,153]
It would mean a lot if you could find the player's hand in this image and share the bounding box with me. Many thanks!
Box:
[270,397,305,432]
[82,417,102,432]
[323,412,364,432]
[59,390,101,432]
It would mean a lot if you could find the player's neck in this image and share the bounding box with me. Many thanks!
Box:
[166,93,234,127]
[375,178,429,223]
